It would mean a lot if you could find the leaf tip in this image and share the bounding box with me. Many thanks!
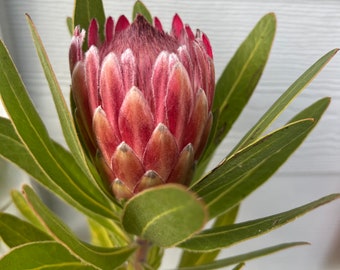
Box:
[264,12,277,23]
[25,13,32,22]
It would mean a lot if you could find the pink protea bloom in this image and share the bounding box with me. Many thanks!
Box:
[69,14,215,200]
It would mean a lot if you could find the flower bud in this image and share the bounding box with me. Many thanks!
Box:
[70,13,215,200]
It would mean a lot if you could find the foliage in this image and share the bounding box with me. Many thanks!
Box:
[0,1,338,269]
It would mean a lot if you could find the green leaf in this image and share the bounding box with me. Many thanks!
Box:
[122,184,207,247]
[179,206,239,267]
[73,0,106,49]
[37,263,94,270]
[287,97,330,124]
[88,218,116,247]
[27,14,112,201]
[132,1,153,24]
[196,13,276,177]
[0,117,91,221]
[191,97,330,219]
[0,117,118,222]
[35,266,95,270]
[192,119,315,218]
[53,142,117,218]
[231,263,246,270]
[177,242,308,270]
[26,14,93,180]
[179,245,219,267]
[22,185,135,270]
[67,17,73,35]
[0,241,95,270]
[145,245,164,270]
[0,118,51,192]
[0,213,51,248]
[232,48,338,152]
[86,214,130,247]
[179,194,339,251]
[193,98,330,219]
[37,266,96,270]
[11,190,48,232]
[0,42,115,219]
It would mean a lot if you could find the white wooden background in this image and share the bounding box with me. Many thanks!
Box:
[0,0,339,269]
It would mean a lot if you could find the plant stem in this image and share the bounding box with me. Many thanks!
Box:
[134,238,151,270]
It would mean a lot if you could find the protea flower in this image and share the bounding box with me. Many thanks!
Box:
[69,13,215,200]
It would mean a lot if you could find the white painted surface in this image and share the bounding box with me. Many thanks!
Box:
[0,0,339,269]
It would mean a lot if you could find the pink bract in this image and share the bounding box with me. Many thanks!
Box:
[70,14,215,200]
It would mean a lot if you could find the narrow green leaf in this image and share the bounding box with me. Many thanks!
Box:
[36,263,94,270]
[52,143,117,218]
[73,0,106,49]
[179,206,239,267]
[27,14,112,203]
[0,117,90,219]
[0,41,51,156]
[0,118,50,191]
[0,213,51,247]
[0,241,95,269]
[37,266,95,270]
[22,185,135,270]
[145,245,164,270]
[86,215,130,247]
[26,14,92,179]
[0,43,115,219]
[122,184,207,247]
[132,1,153,23]
[196,13,276,176]
[0,117,118,222]
[232,263,246,270]
[34,266,95,270]
[177,242,308,270]
[192,119,315,218]
[0,117,59,193]
[179,194,339,251]
[213,12,276,123]
[233,48,338,152]
[195,97,330,219]
[88,218,115,247]
[67,16,73,35]
[288,97,330,124]
[179,245,219,267]
[11,190,47,232]
[53,136,115,203]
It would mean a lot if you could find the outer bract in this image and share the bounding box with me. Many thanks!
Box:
[69,14,215,200]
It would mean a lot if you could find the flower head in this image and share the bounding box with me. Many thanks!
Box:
[70,13,215,200]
